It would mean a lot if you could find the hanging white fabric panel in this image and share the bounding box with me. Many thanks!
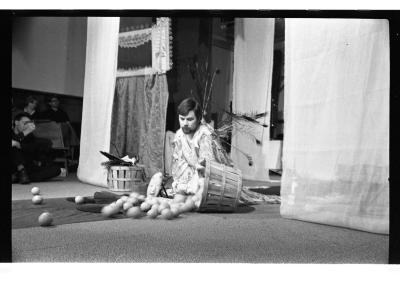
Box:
[281,19,389,234]
[231,18,275,181]
[77,17,120,187]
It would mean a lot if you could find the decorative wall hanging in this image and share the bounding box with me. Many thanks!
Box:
[116,17,172,77]
[118,28,152,48]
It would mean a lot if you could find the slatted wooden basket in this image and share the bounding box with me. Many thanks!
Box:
[198,160,242,212]
[107,165,147,195]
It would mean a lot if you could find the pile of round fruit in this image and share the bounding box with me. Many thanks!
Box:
[100,192,199,220]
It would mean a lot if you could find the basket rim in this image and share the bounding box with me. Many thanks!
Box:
[108,165,145,170]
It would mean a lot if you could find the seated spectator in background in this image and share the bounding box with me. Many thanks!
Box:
[41,95,79,149]
[12,112,66,184]
[23,95,42,120]
[41,95,70,122]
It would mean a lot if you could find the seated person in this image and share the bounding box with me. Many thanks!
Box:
[12,112,66,184]
[41,95,79,149]
[155,98,278,207]
[41,95,70,123]
[22,95,43,120]
[171,98,232,195]
[148,98,232,206]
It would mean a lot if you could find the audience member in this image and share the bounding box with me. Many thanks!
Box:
[23,96,42,120]
[41,95,70,122]
[41,95,80,151]
[12,112,66,184]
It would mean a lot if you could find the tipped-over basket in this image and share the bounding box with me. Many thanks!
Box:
[198,160,242,212]
[107,165,147,195]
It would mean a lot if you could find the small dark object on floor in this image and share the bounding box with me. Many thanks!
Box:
[76,203,121,214]
[67,191,127,213]
[94,191,124,203]
[248,186,280,196]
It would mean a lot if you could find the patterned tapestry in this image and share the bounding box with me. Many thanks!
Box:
[110,74,169,177]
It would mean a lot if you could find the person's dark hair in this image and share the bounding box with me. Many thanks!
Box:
[24,95,38,107]
[48,95,60,103]
[13,112,32,123]
[177,98,202,121]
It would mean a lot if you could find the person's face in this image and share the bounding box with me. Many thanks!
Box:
[28,100,38,109]
[15,117,34,133]
[179,110,199,134]
[49,98,60,108]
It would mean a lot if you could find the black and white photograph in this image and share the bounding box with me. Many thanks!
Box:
[4,4,400,280]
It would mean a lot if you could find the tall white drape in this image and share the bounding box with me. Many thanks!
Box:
[281,19,389,234]
[231,18,275,181]
[77,17,120,187]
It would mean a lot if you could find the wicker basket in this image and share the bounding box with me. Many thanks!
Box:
[107,165,147,195]
[198,160,242,212]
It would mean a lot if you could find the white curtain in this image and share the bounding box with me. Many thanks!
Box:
[281,19,389,234]
[231,18,275,181]
[77,17,120,187]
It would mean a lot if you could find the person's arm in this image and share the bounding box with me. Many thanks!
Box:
[12,122,35,143]
[198,133,214,162]
[171,140,189,180]
[13,132,25,142]
[22,122,35,137]
[196,134,215,176]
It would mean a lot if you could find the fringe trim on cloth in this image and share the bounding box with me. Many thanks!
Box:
[119,29,152,48]
[239,187,281,205]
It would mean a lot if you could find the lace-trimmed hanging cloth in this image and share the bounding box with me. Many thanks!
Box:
[116,17,172,77]
[118,28,152,48]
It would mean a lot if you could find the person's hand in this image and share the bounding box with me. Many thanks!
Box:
[22,122,35,136]
[199,158,206,167]
[196,158,206,177]
[12,139,21,149]
[196,163,205,173]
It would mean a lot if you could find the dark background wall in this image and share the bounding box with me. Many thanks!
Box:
[12,17,87,133]
[166,17,234,131]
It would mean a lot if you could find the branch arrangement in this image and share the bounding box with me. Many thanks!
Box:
[188,56,220,122]
[188,57,269,166]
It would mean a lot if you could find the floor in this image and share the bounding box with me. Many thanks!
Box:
[11,172,389,263]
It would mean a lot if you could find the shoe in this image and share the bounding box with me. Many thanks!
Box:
[18,169,30,184]
[59,168,67,178]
